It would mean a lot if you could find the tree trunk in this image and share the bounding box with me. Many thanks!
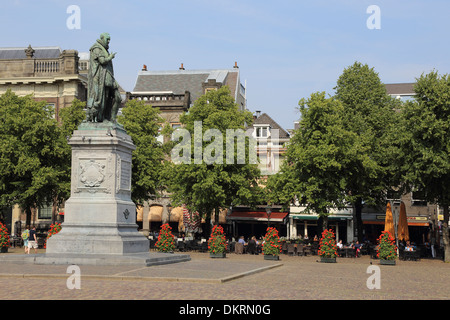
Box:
[52,198,58,224]
[25,206,32,228]
[354,197,364,242]
[442,205,449,263]
[214,207,220,226]
[322,215,329,231]
[204,214,212,239]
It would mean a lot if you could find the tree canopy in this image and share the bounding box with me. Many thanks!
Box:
[162,86,262,231]
[334,62,401,240]
[0,90,80,222]
[118,99,169,206]
[267,62,401,235]
[400,70,450,261]
[267,92,355,229]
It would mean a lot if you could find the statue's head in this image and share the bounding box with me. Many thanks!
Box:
[99,33,111,48]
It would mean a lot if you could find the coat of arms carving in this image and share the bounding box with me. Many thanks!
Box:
[79,160,105,188]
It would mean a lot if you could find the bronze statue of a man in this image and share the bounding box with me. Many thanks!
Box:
[86,33,122,123]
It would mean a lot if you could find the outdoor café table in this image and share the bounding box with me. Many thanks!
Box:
[343,247,355,258]
[403,250,419,261]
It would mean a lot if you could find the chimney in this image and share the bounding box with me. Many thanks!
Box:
[142,64,147,71]
[179,63,185,70]
[233,61,239,69]
[255,110,261,118]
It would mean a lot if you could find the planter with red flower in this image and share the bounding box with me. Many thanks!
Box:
[377,231,397,265]
[318,229,338,263]
[44,222,62,249]
[0,222,10,253]
[208,225,227,258]
[262,227,282,260]
[155,223,176,253]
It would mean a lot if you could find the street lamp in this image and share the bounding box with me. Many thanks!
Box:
[265,204,272,227]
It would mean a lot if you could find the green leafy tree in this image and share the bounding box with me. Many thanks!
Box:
[334,62,401,241]
[400,71,450,261]
[56,98,86,215]
[59,98,86,139]
[162,86,262,235]
[0,90,75,224]
[118,99,169,206]
[267,92,355,230]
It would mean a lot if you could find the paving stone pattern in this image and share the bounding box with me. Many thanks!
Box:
[0,248,449,300]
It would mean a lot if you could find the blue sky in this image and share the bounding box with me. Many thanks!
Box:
[1,0,449,130]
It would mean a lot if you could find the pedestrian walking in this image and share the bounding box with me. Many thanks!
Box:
[28,226,38,254]
[21,226,30,254]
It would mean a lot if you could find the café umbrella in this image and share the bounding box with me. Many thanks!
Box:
[384,202,395,237]
[397,201,410,241]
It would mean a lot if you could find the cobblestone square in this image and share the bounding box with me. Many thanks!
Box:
[0,248,448,301]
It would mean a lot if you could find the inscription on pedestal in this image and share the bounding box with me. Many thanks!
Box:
[117,155,132,192]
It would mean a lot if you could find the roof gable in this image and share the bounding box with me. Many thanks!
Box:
[250,113,290,139]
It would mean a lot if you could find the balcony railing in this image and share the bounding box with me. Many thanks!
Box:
[34,59,60,74]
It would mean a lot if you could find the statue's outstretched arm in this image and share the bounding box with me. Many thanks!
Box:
[98,52,116,65]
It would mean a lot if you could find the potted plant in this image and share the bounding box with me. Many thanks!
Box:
[208,225,227,258]
[262,227,282,260]
[377,231,397,265]
[0,222,10,253]
[155,223,176,253]
[318,229,338,263]
[44,222,62,249]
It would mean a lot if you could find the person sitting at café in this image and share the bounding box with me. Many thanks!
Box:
[234,236,246,254]
[354,241,362,257]
[337,240,344,249]
[405,241,414,252]
[247,236,258,255]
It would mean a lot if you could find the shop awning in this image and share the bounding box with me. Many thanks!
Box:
[363,217,429,227]
[291,214,352,221]
[228,211,289,222]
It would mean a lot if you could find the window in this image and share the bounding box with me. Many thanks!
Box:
[38,205,52,220]
[45,103,56,118]
[79,61,89,71]
[255,126,269,138]
[156,126,164,144]
[411,190,427,206]
[386,189,402,201]
[204,88,218,93]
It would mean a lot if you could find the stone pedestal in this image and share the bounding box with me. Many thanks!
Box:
[46,123,149,255]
